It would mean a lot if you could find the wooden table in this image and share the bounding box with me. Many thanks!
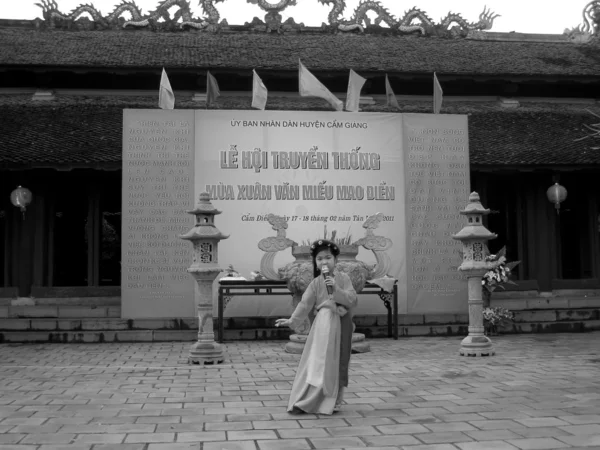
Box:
[217,279,398,343]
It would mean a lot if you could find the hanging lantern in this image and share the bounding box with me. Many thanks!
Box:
[546,182,567,214]
[10,186,33,219]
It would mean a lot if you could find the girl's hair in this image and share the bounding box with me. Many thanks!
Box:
[310,239,340,278]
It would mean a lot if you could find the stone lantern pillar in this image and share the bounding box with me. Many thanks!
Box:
[452,192,498,357]
[180,192,229,364]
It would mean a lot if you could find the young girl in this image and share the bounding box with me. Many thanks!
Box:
[275,239,358,415]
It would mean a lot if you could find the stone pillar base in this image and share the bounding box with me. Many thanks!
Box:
[459,335,495,357]
[188,341,225,365]
[285,333,370,354]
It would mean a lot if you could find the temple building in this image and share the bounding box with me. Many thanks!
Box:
[0,0,599,341]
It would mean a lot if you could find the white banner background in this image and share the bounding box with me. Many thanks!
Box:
[196,110,406,317]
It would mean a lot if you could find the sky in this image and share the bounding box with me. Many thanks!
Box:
[1,0,587,34]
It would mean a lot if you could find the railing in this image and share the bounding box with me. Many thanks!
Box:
[218,279,398,343]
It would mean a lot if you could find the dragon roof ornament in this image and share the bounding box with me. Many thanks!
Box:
[564,1,600,43]
[34,0,500,37]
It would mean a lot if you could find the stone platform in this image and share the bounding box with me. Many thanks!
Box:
[0,333,599,449]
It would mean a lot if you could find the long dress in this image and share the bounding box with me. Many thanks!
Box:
[287,270,358,415]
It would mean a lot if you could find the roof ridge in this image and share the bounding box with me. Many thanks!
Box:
[0,19,585,45]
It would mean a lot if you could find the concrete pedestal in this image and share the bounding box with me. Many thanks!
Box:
[187,270,225,365]
[189,341,225,364]
[460,275,495,357]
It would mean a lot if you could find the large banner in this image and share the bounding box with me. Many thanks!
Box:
[122,111,196,318]
[402,114,470,314]
[122,110,469,318]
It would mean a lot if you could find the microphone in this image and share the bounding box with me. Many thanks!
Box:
[322,265,333,295]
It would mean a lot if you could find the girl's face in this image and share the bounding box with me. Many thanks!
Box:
[315,249,336,273]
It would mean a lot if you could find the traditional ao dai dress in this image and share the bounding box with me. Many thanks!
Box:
[287,270,358,415]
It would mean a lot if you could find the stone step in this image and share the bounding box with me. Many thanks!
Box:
[491,295,600,310]
[3,320,600,344]
[0,318,198,331]
[0,305,120,319]
[0,330,198,343]
[1,306,598,324]
[1,320,600,343]
[0,309,598,331]
[1,307,599,343]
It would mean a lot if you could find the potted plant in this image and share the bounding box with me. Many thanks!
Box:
[482,246,521,308]
[483,306,515,336]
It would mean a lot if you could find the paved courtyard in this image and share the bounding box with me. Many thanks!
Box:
[0,332,599,450]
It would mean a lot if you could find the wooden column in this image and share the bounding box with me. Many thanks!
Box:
[17,203,36,297]
[46,191,56,287]
[588,193,599,279]
[32,192,47,287]
[536,178,554,291]
[87,187,101,287]
[514,178,525,280]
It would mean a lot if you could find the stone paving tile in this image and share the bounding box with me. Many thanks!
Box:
[416,431,474,444]
[376,423,430,434]
[456,442,520,450]
[299,418,348,428]
[514,418,571,427]
[511,427,574,439]
[346,417,395,426]
[72,433,126,444]
[124,432,175,443]
[180,414,227,423]
[309,436,367,448]
[505,437,569,449]
[344,447,400,450]
[394,416,440,424]
[204,421,253,431]
[559,423,600,434]
[256,438,312,450]
[467,419,522,430]
[362,434,423,446]
[423,422,478,432]
[327,425,381,437]
[0,446,37,450]
[558,414,600,424]
[464,429,523,441]
[480,412,536,420]
[278,428,330,439]
[227,414,271,422]
[252,419,301,429]
[148,445,200,450]
[228,430,278,440]
[555,434,600,447]
[202,442,255,450]
[20,433,76,444]
[156,423,203,432]
[398,444,458,450]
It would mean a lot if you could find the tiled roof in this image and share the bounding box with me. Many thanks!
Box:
[1,27,599,77]
[1,95,599,170]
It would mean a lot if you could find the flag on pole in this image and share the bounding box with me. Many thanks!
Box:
[251,69,268,110]
[206,71,220,107]
[345,69,366,112]
[158,68,174,110]
[299,59,343,111]
[433,72,443,114]
[385,74,399,109]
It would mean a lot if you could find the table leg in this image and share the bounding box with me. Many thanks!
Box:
[393,284,398,340]
[218,287,223,343]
